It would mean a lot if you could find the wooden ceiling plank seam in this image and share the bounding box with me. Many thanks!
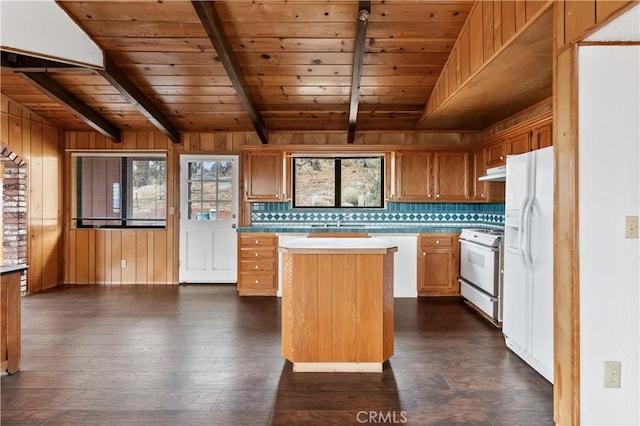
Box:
[348,1,371,144]
[191,1,268,145]
[17,71,121,142]
[98,55,181,143]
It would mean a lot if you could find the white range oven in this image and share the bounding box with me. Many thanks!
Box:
[458,228,504,326]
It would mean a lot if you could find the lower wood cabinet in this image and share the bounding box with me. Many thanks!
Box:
[237,233,278,296]
[417,233,460,296]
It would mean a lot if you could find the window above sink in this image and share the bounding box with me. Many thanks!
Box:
[292,156,384,209]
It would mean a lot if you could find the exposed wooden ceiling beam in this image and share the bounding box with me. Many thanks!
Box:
[1,51,82,72]
[17,72,121,142]
[348,1,371,144]
[98,55,181,144]
[192,1,268,144]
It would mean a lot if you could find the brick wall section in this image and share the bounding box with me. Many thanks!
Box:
[2,161,28,294]
[2,160,28,293]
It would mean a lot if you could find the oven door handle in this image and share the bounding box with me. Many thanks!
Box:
[458,239,500,252]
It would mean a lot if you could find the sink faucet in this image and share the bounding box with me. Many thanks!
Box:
[336,213,351,227]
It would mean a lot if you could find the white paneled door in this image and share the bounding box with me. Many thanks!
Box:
[179,155,238,283]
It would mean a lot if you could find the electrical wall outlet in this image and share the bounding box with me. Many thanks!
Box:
[604,361,621,388]
[121,259,127,268]
[626,216,639,239]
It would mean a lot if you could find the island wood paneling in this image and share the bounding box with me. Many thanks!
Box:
[0,95,64,294]
[281,250,394,367]
[1,270,21,373]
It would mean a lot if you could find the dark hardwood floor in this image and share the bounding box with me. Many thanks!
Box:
[1,285,553,425]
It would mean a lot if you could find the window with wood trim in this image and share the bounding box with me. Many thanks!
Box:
[292,156,384,208]
[71,153,166,228]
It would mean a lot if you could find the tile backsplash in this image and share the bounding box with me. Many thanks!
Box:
[251,202,504,227]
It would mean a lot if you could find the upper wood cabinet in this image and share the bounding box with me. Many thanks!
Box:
[393,150,470,202]
[473,147,505,203]
[393,151,433,201]
[480,115,552,171]
[486,140,506,168]
[433,151,471,201]
[506,131,531,156]
[531,122,553,150]
[243,151,288,202]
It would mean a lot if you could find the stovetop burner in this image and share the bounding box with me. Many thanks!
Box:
[459,228,504,247]
[463,228,504,236]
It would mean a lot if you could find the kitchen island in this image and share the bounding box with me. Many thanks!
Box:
[279,237,397,372]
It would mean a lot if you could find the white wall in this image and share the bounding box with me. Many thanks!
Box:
[0,0,103,68]
[578,45,640,425]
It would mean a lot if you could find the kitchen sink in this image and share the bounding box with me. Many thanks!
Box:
[310,224,367,228]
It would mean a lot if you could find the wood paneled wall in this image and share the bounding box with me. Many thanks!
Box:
[267,131,479,147]
[0,94,64,294]
[552,1,636,424]
[555,0,636,51]
[63,131,254,285]
[425,0,552,116]
[63,129,478,285]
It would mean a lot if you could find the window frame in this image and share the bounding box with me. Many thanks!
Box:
[72,152,167,229]
[291,155,385,209]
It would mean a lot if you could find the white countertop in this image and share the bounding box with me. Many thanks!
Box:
[279,237,398,254]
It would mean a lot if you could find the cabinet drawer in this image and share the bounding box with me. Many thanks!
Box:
[239,234,276,247]
[420,235,454,248]
[239,273,275,289]
[240,261,275,273]
[240,248,276,259]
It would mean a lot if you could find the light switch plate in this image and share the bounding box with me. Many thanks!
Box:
[625,216,639,239]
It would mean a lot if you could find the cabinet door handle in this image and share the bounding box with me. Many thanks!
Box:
[255,265,259,270]
[255,253,259,257]
[427,194,432,198]
[255,240,259,244]
[436,194,440,198]
[255,280,259,284]
[435,240,440,244]
[500,156,504,160]
[423,252,426,256]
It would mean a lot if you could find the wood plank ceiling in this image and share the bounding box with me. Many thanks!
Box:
[1,1,476,141]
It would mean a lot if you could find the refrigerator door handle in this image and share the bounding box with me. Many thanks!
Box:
[524,154,538,268]
[518,155,532,265]
[522,198,534,268]
[517,199,527,262]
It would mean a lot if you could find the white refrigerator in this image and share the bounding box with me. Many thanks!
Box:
[502,146,554,383]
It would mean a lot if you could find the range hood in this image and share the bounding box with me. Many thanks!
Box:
[478,165,506,182]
